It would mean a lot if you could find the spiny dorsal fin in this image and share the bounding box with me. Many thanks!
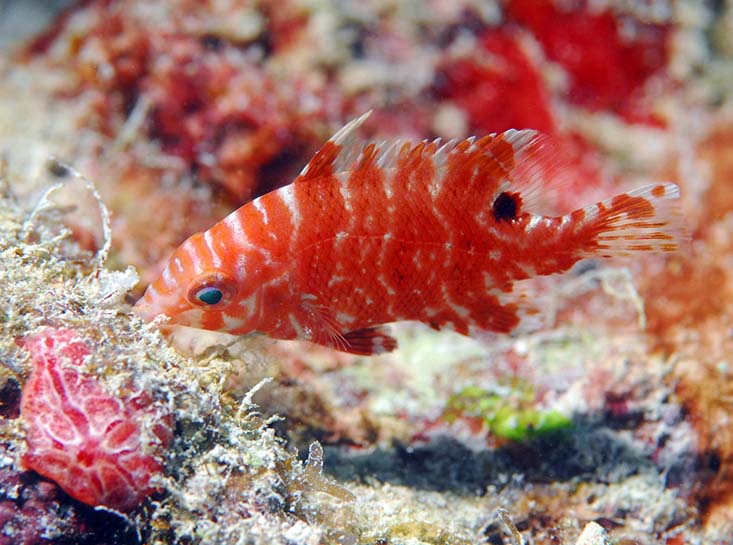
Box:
[296,112,574,218]
[297,111,372,182]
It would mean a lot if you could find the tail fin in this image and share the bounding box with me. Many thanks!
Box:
[583,182,687,258]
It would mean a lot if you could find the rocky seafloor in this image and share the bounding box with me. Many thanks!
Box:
[1,1,733,544]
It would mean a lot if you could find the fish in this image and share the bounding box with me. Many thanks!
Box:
[134,112,684,356]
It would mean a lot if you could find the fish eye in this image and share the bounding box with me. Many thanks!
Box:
[492,191,522,222]
[186,272,236,308]
[196,286,223,305]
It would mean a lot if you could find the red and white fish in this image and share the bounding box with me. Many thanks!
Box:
[134,113,683,355]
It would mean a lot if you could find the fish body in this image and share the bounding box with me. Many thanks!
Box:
[135,113,682,355]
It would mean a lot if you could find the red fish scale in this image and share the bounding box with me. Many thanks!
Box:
[196,135,570,341]
[246,134,540,337]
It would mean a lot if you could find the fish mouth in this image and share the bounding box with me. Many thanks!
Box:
[132,299,159,323]
[132,303,177,333]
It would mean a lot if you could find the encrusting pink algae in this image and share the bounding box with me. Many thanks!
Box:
[19,328,172,512]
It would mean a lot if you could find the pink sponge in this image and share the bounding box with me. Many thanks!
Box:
[19,328,172,512]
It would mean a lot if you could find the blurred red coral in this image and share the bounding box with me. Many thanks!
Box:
[19,328,171,512]
[28,1,326,204]
[435,28,555,135]
[506,0,670,126]
[143,37,316,201]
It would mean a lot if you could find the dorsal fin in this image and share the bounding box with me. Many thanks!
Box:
[297,112,371,182]
[325,127,556,209]
[503,131,583,217]
[295,113,575,217]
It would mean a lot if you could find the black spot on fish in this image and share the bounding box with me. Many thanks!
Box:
[492,192,521,222]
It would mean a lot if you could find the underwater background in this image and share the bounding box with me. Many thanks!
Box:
[1,1,732,544]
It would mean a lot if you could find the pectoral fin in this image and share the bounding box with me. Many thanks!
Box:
[299,299,397,355]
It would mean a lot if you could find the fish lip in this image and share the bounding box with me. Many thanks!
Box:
[132,299,177,330]
[132,299,157,322]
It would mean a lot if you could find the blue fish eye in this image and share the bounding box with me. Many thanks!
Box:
[196,286,223,305]
[187,272,236,308]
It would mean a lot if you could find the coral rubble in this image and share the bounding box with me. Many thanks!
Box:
[0,171,351,543]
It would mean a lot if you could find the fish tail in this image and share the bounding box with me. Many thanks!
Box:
[581,182,687,258]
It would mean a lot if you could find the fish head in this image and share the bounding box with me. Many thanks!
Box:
[133,233,249,333]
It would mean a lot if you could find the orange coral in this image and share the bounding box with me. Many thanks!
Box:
[643,121,733,529]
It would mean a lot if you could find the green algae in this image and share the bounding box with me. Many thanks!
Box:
[443,385,572,442]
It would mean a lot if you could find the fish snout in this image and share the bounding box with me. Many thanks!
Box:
[132,298,158,323]
[132,291,184,330]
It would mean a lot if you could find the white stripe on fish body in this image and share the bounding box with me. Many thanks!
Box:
[253,199,269,226]
[160,265,176,289]
[525,215,542,231]
[204,230,223,269]
[222,211,257,253]
[183,241,205,275]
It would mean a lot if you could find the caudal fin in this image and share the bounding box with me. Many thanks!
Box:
[583,182,687,258]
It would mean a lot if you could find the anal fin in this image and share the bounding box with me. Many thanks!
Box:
[340,327,398,356]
